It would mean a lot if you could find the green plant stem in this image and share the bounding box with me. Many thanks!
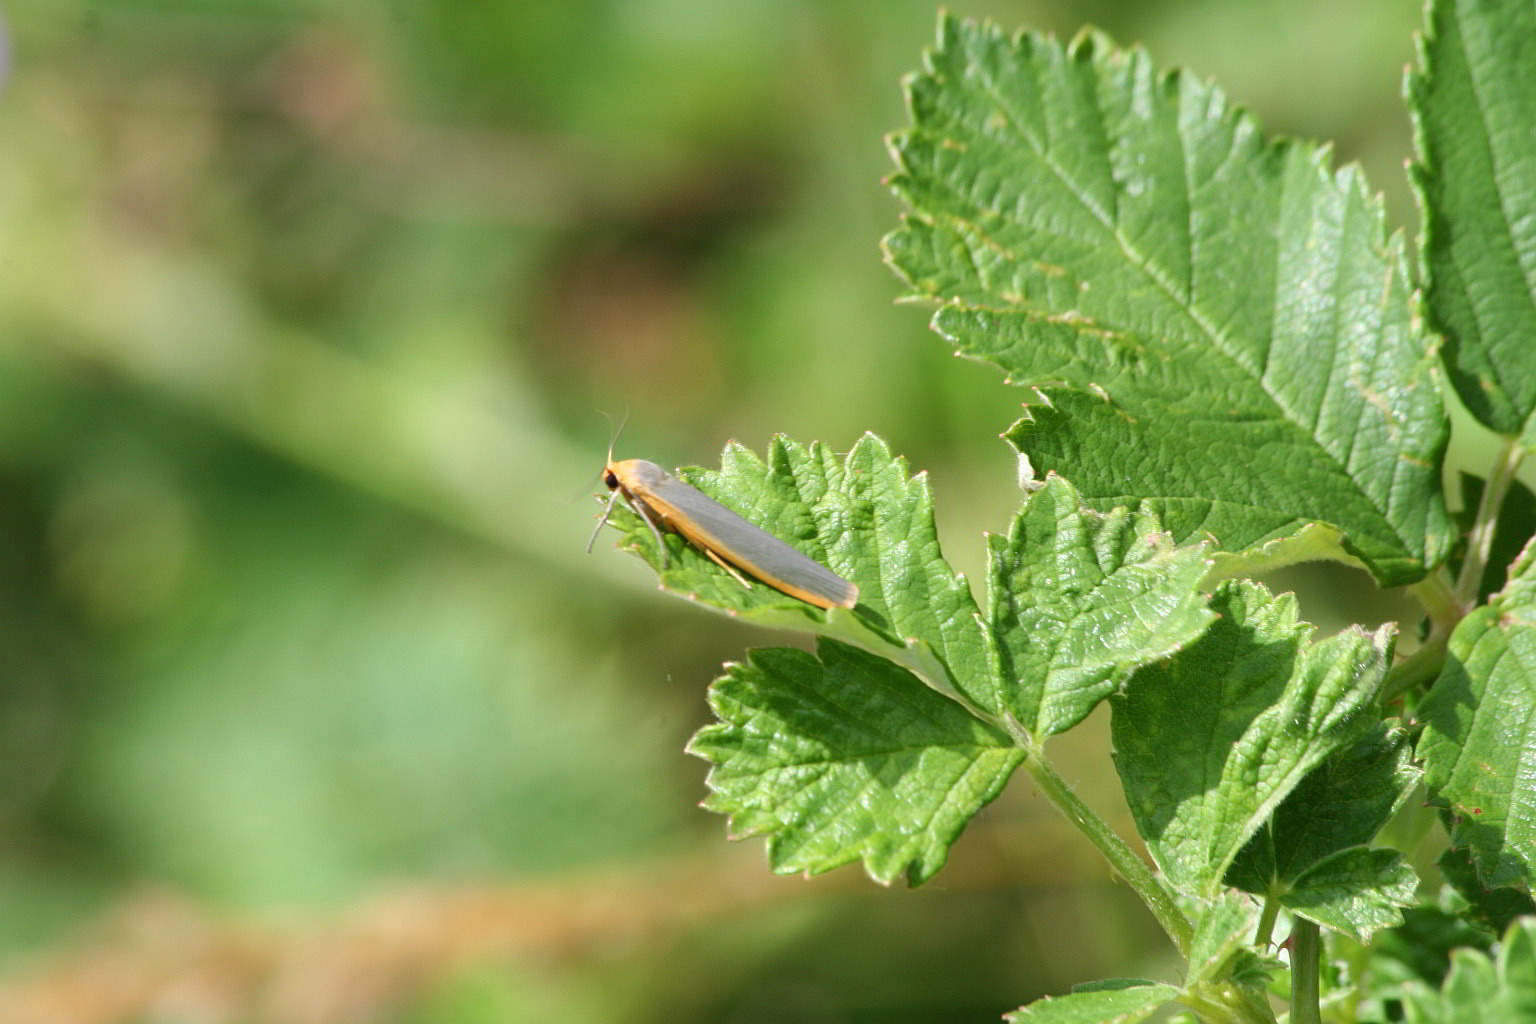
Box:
[1410,571,1460,636]
[1454,438,1525,608]
[1382,570,1458,703]
[1254,897,1280,948]
[1289,919,1322,1024]
[1379,624,1449,704]
[1023,751,1193,956]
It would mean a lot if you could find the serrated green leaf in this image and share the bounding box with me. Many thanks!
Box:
[885,16,1450,585]
[1231,723,1418,882]
[1401,918,1536,1023]
[1003,395,1409,582]
[1111,581,1392,895]
[1419,539,1536,889]
[1226,723,1420,939]
[1274,848,1419,941]
[687,638,1025,885]
[597,433,994,710]
[988,475,1216,736]
[1410,0,1536,443]
[1004,981,1182,1024]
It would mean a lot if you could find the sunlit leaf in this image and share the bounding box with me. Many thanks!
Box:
[886,16,1450,584]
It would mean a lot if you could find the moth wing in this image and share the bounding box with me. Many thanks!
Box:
[636,466,858,609]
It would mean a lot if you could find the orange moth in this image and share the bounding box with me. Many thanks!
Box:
[589,455,858,610]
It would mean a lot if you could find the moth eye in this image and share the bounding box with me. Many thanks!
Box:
[604,470,620,489]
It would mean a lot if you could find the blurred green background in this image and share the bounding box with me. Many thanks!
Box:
[0,1,1440,1021]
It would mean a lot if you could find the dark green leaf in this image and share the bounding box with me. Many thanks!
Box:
[1226,723,1420,939]
[1401,918,1536,1022]
[1271,848,1418,940]
[1112,581,1392,895]
[1439,843,1536,936]
[1411,0,1536,442]
[1374,906,1498,989]
[1455,472,1536,605]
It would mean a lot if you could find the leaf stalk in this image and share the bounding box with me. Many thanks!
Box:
[1022,751,1194,956]
[1453,438,1525,608]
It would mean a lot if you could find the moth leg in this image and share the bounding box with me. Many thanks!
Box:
[586,488,625,554]
[703,547,753,590]
[624,493,672,569]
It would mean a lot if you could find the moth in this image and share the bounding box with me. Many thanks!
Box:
[590,456,858,610]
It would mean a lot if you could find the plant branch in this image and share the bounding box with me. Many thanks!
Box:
[1382,570,1460,703]
[1254,897,1280,949]
[1379,623,1450,704]
[1289,918,1322,1024]
[1022,751,1193,957]
[1410,571,1460,635]
[1454,438,1526,608]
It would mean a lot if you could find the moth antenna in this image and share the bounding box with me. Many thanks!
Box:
[598,406,631,466]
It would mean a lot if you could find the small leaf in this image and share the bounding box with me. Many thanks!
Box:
[1419,539,1536,889]
[1401,918,1536,1023]
[988,475,1216,736]
[1004,982,1182,1024]
[1185,891,1262,985]
[886,16,1450,584]
[1111,581,1392,895]
[1271,847,1419,941]
[1226,723,1421,939]
[688,639,1025,885]
[1410,0,1536,442]
[1230,723,1418,881]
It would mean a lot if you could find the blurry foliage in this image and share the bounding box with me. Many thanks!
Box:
[0,0,1430,1020]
